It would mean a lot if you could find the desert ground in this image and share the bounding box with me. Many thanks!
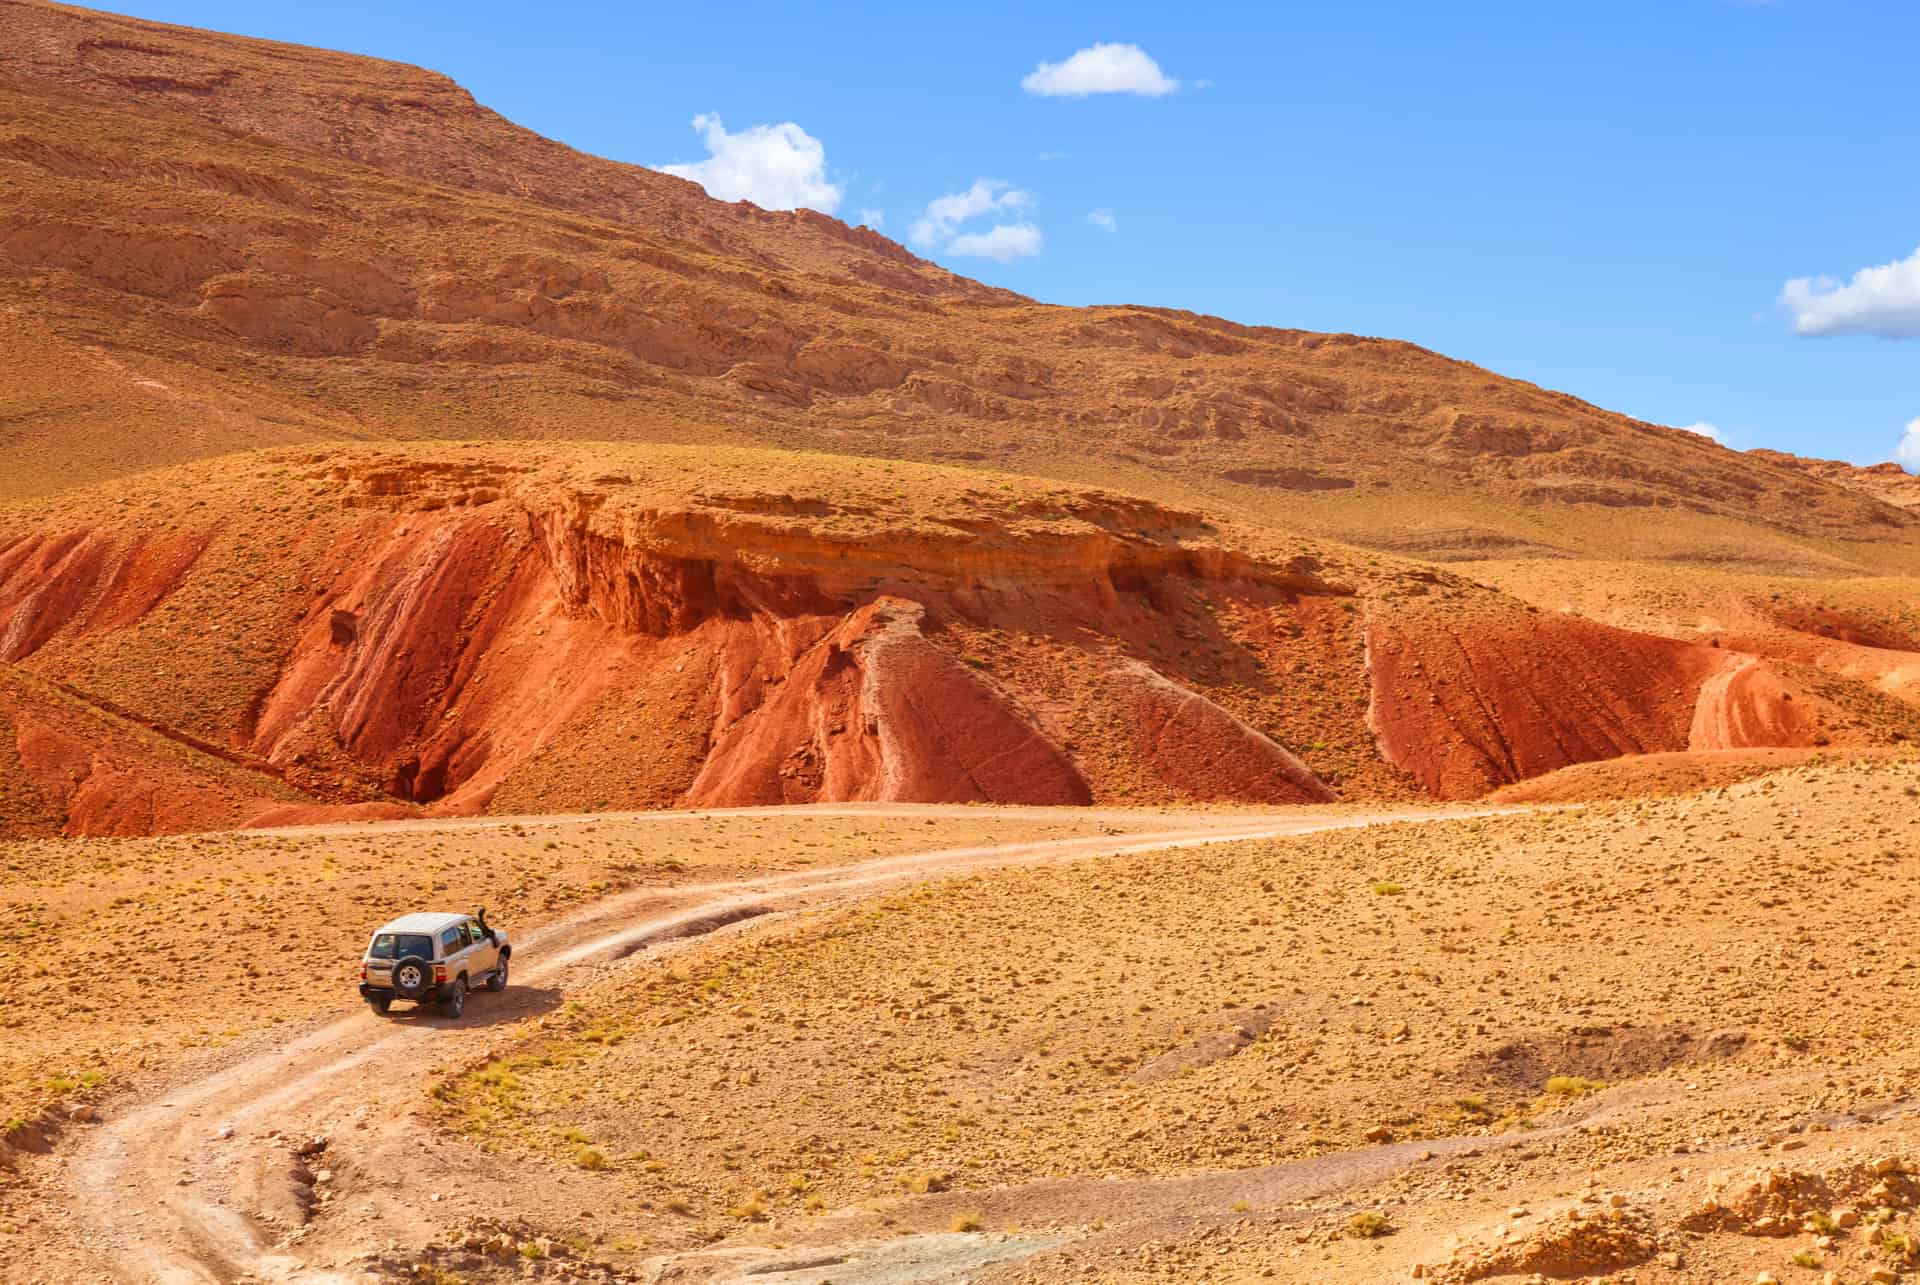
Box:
[2,754,1917,1284]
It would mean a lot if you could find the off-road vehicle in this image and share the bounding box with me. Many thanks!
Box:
[358,909,510,1018]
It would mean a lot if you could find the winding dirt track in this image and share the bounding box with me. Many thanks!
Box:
[59,803,1513,1284]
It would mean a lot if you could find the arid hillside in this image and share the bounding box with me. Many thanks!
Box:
[2,442,1916,838]
[4,0,1918,575]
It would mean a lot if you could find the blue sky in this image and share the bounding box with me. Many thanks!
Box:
[119,1,1920,468]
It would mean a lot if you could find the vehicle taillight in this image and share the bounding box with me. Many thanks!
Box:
[359,964,367,981]
[434,965,447,983]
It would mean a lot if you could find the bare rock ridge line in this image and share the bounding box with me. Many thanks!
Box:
[0,0,1916,571]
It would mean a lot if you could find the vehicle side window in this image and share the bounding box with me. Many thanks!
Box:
[441,927,463,955]
[463,921,480,946]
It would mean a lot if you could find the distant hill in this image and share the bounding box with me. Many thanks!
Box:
[2,0,1916,574]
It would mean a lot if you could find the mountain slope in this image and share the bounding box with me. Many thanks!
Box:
[1,443,1913,835]
[3,0,1917,574]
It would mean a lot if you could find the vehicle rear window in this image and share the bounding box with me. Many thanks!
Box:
[368,933,433,960]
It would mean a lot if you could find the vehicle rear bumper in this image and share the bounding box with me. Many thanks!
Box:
[360,983,451,1001]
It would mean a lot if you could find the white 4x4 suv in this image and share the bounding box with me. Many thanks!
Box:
[359,909,510,1019]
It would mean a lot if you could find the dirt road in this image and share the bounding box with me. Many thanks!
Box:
[54,802,1511,1284]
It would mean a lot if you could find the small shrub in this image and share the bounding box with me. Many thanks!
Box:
[1791,1248,1821,1268]
[1348,1210,1391,1239]
[574,1146,607,1171]
[1370,881,1403,896]
[1543,1075,1605,1098]
[951,1211,984,1233]
[901,1169,950,1194]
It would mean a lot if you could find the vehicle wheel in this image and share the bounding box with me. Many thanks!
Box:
[486,954,509,993]
[440,976,466,1019]
[367,995,391,1015]
[391,955,431,1001]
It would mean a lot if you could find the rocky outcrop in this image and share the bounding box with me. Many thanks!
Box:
[1366,606,1727,798]
[685,600,1092,806]
[1107,660,1336,804]
[1748,449,1920,513]
[4,444,1914,835]
[0,447,1359,832]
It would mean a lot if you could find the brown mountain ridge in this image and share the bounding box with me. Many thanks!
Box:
[3,0,1917,574]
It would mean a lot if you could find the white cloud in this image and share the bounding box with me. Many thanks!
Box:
[1677,421,1728,444]
[658,113,842,213]
[1087,208,1118,233]
[857,207,885,229]
[1779,245,1920,338]
[1021,43,1179,97]
[909,179,1032,247]
[1895,417,1920,471]
[1036,150,1070,162]
[946,223,1044,262]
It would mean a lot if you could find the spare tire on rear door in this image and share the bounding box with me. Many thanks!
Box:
[391,955,432,1001]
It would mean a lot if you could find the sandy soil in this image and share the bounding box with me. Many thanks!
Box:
[6,754,1918,1284]
[1,801,1489,1282]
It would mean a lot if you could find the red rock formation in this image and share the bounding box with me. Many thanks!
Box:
[0,667,293,836]
[686,600,1091,806]
[1366,606,1727,799]
[6,443,1917,836]
[1106,660,1335,804]
[0,447,1364,832]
